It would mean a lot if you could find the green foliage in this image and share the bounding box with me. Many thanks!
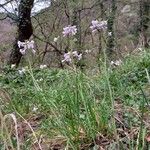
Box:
[0,49,150,149]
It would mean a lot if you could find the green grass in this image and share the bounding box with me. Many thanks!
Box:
[0,49,150,149]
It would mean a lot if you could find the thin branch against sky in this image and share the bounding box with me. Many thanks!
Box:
[0,0,51,14]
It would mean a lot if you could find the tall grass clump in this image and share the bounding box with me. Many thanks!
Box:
[31,69,113,149]
[0,66,115,149]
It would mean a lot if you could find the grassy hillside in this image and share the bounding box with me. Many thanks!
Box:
[0,0,149,149]
[0,49,150,149]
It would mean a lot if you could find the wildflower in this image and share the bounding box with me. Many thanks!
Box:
[39,78,43,81]
[17,41,25,48]
[40,64,47,69]
[19,49,26,55]
[72,51,82,60]
[11,64,16,69]
[36,78,44,82]
[32,106,38,112]
[17,40,35,55]
[62,25,77,37]
[110,61,115,65]
[77,53,82,60]
[18,41,27,55]
[62,51,82,63]
[110,60,122,67]
[62,52,72,63]
[54,36,59,42]
[108,32,112,36]
[27,40,36,54]
[18,68,26,75]
[27,40,34,49]
[115,60,122,66]
[85,50,92,53]
[72,51,78,57]
[90,20,107,32]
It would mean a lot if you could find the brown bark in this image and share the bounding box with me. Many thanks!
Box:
[139,0,150,48]
[106,0,117,58]
[9,0,34,66]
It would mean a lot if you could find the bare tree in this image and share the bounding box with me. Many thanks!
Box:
[139,0,150,48]
[9,0,34,66]
[106,0,117,58]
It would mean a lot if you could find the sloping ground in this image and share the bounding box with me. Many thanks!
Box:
[0,49,150,149]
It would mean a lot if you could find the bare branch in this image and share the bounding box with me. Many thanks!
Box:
[0,0,14,7]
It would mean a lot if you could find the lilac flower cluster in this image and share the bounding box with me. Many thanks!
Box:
[90,20,107,32]
[61,19,107,64]
[62,51,82,63]
[62,25,77,37]
[18,40,35,55]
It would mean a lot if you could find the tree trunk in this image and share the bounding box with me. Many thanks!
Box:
[98,0,105,70]
[72,0,82,50]
[9,0,34,66]
[106,0,117,58]
[139,0,150,48]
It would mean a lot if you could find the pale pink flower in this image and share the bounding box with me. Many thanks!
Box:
[72,51,78,57]
[27,40,34,49]
[18,41,25,48]
[62,25,77,37]
[17,40,35,55]
[90,20,107,32]
[19,48,26,55]
[62,52,72,63]
[62,51,82,63]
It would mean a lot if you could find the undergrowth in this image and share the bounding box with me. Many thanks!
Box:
[0,49,150,149]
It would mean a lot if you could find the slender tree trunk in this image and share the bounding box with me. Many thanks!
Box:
[98,0,105,70]
[98,0,105,54]
[139,0,150,48]
[72,0,82,50]
[106,0,117,58]
[9,0,34,66]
